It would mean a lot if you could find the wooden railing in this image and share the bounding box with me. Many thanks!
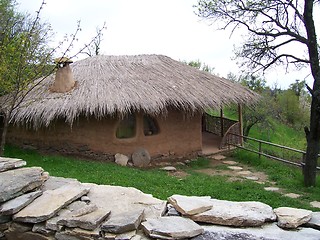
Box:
[226,132,320,171]
[220,122,241,149]
[203,113,238,137]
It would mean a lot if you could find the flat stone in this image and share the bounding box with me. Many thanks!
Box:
[32,223,54,236]
[264,187,280,192]
[274,207,312,229]
[141,216,204,239]
[212,155,226,160]
[55,227,100,240]
[132,148,151,168]
[284,193,301,199]
[161,166,177,171]
[245,176,259,181]
[222,160,238,165]
[168,195,212,215]
[0,167,47,203]
[310,201,320,208]
[0,191,42,215]
[0,222,11,232]
[304,212,320,230]
[0,157,26,172]
[13,183,90,223]
[41,176,79,191]
[0,215,11,224]
[46,200,95,231]
[228,166,243,171]
[57,207,110,230]
[101,209,144,234]
[115,153,129,166]
[83,183,166,219]
[166,204,180,216]
[238,171,252,175]
[192,223,320,240]
[190,199,276,227]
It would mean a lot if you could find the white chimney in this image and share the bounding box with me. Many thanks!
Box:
[50,57,76,93]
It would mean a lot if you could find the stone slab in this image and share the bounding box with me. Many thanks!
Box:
[101,209,144,234]
[13,183,90,223]
[41,176,80,191]
[304,212,320,230]
[0,167,47,203]
[0,191,42,215]
[222,160,238,165]
[82,183,166,219]
[168,195,212,216]
[192,223,320,240]
[228,166,243,171]
[264,187,280,192]
[212,155,226,160]
[190,199,276,227]
[284,193,301,199]
[0,157,26,172]
[141,216,204,239]
[274,207,312,229]
[161,166,177,171]
[57,207,110,230]
[310,201,320,209]
[245,176,259,181]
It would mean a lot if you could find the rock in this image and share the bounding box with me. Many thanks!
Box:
[245,176,259,181]
[190,199,276,227]
[212,155,226,160]
[274,207,312,229]
[0,191,42,215]
[192,223,320,240]
[238,171,252,175]
[81,196,91,203]
[13,183,90,223]
[0,215,11,224]
[55,227,100,240]
[41,176,80,191]
[264,187,280,192]
[57,207,110,230]
[0,157,26,172]
[161,166,177,171]
[132,148,151,167]
[141,216,204,239]
[168,195,212,215]
[115,153,129,166]
[304,212,320,230]
[101,209,144,234]
[0,222,11,232]
[0,167,47,203]
[82,183,166,219]
[310,201,320,208]
[284,193,301,199]
[228,166,243,171]
[222,160,238,165]
[32,223,54,236]
[166,204,180,216]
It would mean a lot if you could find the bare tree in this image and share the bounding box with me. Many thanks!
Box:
[196,0,320,186]
[0,0,106,156]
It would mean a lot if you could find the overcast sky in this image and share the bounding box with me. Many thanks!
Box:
[17,0,316,89]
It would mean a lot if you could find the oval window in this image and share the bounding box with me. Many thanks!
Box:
[143,115,159,136]
[116,114,136,139]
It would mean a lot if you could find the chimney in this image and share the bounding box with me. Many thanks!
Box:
[50,57,76,93]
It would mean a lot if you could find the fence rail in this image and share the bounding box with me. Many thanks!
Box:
[226,132,320,171]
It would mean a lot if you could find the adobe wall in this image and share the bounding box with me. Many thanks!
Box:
[6,110,202,161]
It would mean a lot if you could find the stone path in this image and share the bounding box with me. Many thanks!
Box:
[1,157,320,240]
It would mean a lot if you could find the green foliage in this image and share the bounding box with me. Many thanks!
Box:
[183,59,215,73]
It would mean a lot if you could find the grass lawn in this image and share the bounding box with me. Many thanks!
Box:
[4,145,320,211]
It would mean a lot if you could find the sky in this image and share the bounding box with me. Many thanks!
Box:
[17,0,316,89]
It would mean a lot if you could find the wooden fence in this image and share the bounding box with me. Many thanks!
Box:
[226,132,320,171]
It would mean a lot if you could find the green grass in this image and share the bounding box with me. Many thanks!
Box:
[4,145,319,210]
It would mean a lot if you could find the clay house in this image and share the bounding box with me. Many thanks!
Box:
[2,55,258,161]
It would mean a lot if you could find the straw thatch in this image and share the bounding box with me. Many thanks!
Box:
[5,54,259,128]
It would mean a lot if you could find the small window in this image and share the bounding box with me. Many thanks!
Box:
[143,115,159,136]
[116,114,136,139]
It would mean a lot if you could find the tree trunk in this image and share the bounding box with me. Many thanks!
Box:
[303,0,320,187]
[0,114,9,156]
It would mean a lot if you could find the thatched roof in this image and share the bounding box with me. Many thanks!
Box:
[5,54,258,128]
